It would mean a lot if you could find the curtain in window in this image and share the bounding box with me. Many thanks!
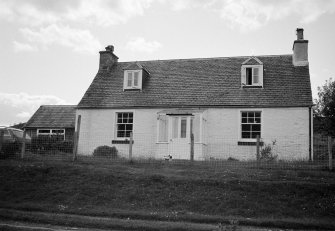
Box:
[158,115,169,142]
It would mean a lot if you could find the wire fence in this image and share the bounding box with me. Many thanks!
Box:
[0,131,334,171]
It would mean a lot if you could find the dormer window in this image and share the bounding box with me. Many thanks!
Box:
[241,57,263,88]
[125,70,141,89]
[123,62,150,91]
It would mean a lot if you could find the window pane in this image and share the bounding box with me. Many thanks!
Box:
[255,117,261,123]
[252,124,261,131]
[242,124,251,131]
[39,130,51,134]
[134,72,139,86]
[253,68,259,84]
[126,124,133,130]
[127,73,132,87]
[246,68,252,85]
[172,117,178,139]
[117,131,125,137]
[242,132,251,139]
[247,112,254,117]
[242,117,247,123]
[247,117,254,123]
[251,131,261,138]
[180,118,187,138]
[242,112,247,118]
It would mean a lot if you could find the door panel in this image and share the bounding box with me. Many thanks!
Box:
[169,116,190,159]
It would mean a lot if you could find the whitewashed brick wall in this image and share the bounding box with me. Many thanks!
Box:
[76,107,310,160]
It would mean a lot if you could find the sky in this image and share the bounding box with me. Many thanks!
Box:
[1,0,335,126]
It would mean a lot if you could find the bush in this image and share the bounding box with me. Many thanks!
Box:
[31,136,74,154]
[93,145,118,159]
[57,140,74,153]
[259,140,278,161]
[0,141,20,159]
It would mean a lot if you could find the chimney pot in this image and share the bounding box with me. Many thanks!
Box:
[105,45,114,52]
[296,28,304,40]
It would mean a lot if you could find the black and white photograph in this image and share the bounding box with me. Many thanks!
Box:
[0,0,335,230]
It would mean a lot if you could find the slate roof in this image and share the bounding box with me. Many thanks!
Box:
[25,105,76,128]
[78,55,313,108]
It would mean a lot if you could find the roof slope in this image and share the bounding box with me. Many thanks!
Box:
[25,105,76,128]
[78,55,313,108]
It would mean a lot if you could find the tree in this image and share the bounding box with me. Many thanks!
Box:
[315,78,335,136]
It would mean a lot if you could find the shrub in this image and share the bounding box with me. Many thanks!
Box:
[31,136,74,154]
[259,140,278,161]
[93,145,118,159]
[0,141,20,159]
[57,140,74,153]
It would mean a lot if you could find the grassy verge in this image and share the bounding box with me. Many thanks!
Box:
[0,158,335,229]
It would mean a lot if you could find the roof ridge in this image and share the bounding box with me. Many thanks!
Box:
[40,105,76,107]
[119,54,293,63]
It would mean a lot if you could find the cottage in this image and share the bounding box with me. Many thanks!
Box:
[25,105,76,141]
[76,28,313,160]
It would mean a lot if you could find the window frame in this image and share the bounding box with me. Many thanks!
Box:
[115,112,134,140]
[123,70,142,90]
[37,129,65,140]
[241,64,263,87]
[238,110,262,142]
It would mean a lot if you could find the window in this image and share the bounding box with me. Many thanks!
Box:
[241,111,261,139]
[124,70,141,89]
[37,129,65,140]
[116,112,133,138]
[241,65,263,87]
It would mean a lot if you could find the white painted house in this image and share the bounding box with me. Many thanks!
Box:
[76,28,313,160]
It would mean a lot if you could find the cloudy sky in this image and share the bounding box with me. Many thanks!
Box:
[1,0,335,125]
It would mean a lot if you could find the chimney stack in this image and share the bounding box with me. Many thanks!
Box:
[292,28,308,66]
[99,45,118,71]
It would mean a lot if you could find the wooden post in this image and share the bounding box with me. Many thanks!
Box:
[256,135,260,160]
[21,129,27,159]
[190,133,194,161]
[256,135,260,167]
[0,130,4,156]
[328,136,333,171]
[129,132,133,160]
[73,115,81,162]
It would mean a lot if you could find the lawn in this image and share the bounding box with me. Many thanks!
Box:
[0,157,335,229]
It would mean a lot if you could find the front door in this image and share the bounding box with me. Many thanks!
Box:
[169,116,191,159]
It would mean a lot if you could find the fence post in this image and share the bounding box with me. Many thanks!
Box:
[73,115,81,162]
[256,135,260,159]
[21,129,26,159]
[190,133,194,161]
[328,136,333,171]
[129,132,133,160]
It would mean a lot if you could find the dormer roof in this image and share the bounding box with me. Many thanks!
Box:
[124,62,150,74]
[242,56,263,65]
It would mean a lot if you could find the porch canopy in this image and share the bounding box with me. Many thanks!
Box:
[157,108,206,115]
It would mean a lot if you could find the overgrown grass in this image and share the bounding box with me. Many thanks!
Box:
[0,158,335,229]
